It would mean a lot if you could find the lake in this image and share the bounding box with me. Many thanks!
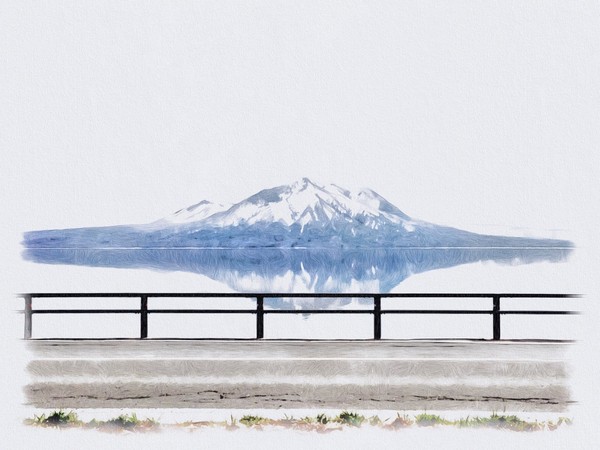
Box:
[19,246,581,340]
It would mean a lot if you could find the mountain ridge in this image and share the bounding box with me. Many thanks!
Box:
[23,178,573,250]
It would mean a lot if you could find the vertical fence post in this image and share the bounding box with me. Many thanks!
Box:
[373,295,382,340]
[140,295,148,339]
[492,295,501,340]
[24,295,32,340]
[256,296,264,339]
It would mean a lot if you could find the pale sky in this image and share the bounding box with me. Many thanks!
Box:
[2,1,598,240]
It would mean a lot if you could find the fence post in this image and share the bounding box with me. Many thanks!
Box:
[492,295,501,340]
[374,296,382,340]
[140,295,148,339]
[24,295,32,340]
[256,296,264,339]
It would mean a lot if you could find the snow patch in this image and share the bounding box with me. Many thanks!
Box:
[179,178,411,229]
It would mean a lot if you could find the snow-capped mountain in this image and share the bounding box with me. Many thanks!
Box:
[23,178,573,249]
[164,178,412,230]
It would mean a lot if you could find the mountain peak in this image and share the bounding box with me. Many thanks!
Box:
[289,177,321,192]
[184,179,412,228]
[159,179,412,229]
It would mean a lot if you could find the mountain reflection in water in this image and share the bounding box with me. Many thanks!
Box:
[23,247,571,309]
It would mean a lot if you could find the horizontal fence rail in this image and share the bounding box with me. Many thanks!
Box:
[18,293,580,341]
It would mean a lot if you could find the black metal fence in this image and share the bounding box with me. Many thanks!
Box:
[19,293,579,340]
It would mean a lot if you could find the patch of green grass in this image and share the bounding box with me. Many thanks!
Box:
[455,413,543,431]
[456,415,472,427]
[97,413,159,432]
[24,410,573,433]
[239,415,269,427]
[415,413,451,427]
[335,411,366,427]
[25,410,82,427]
[485,413,542,432]
[105,412,140,429]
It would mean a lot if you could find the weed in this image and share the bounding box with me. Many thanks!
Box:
[26,410,81,427]
[547,417,572,431]
[225,415,239,430]
[85,418,101,429]
[100,413,159,432]
[455,413,543,431]
[316,413,329,424]
[385,413,413,430]
[24,414,46,426]
[139,417,160,430]
[487,413,542,432]
[336,411,365,427]
[106,412,140,429]
[415,413,450,427]
[300,416,315,424]
[368,415,382,426]
[239,415,269,427]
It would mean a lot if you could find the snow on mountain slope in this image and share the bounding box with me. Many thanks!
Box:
[164,200,231,224]
[170,178,415,230]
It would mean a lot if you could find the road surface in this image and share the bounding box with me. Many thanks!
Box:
[25,339,573,412]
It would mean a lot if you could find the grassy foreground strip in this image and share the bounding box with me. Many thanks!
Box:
[25,410,573,433]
